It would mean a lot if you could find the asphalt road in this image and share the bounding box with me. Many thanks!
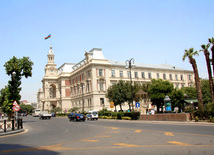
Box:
[0,116,214,155]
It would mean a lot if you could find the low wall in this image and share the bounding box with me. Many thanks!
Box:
[140,113,191,122]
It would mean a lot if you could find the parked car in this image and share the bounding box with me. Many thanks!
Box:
[51,113,56,117]
[86,111,98,120]
[18,113,27,116]
[68,113,86,122]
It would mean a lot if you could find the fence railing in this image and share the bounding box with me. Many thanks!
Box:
[0,119,23,132]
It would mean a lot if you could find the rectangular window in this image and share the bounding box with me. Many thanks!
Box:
[87,70,91,78]
[163,73,166,79]
[181,75,183,80]
[111,70,115,77]
[175,74,178,80]
[99,69,103,76]
[127,71,131,78]
[157,73,159,79]
[82,73,84,80]
[100,98,104,106]
[135,72,138,78]
[120,71,123,77]
[99,82,104,91]
[148,73,152,79]
[170,74,173,80]
[189,75,191,80]
[141,72,145,78]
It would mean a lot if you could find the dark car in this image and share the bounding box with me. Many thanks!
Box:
[68,113,86,122]
[18,113,27,116]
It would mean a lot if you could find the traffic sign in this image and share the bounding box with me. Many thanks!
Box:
[13,101,18,105]
[13,104,20,112]
[135,102,140,108]
[110,102,114,108]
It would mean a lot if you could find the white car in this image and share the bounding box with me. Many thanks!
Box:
[87,111,98,120]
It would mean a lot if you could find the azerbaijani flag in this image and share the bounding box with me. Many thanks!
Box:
[44,34,51,40]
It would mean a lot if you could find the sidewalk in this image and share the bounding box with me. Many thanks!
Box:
[0,117,25,136]
[100,118,214,126]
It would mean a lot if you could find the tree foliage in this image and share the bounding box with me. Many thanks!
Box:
[0,86,8,107]
[50,107,61,114]
[201,79,212,104]
[183,48,204,109]
[20,104,35,114]
[169,89,184,112]
[148,79,173,112]
[106,80,127,111]
[181,87,197,99]
[2,56,34,118]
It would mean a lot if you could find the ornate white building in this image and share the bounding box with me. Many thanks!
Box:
[37,46,194,112]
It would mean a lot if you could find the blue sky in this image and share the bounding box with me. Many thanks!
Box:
[0,0,214,102]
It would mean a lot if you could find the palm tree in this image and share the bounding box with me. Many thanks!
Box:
[209,37,214,77]
[183,48,204,109]
[200,43,214,102]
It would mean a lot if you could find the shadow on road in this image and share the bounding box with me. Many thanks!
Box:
[0,144,59,155]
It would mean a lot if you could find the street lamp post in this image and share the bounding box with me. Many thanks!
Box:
[12,71,17,120]
[125,58,135,111]
[80,82,85,113]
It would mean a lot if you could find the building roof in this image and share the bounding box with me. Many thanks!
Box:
[57,48,192,74]
[108,60,192,71]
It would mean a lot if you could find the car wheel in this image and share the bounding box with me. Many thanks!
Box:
[69,118,72,121]
[74,118,77,122]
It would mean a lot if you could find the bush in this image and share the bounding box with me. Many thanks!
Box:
[123,112,140,120]
[195,116,199,122]
[56,113,67,117]
[116,112,124,119]
[107,116,116,119]
[122,117,131,120]
[99,116,108,119]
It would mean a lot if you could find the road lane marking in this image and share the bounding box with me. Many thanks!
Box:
[1,143,214,153]
[134,130,142,133]
[95,135,112,137]
[165,132,174,136]
[105,131,120,133]
[113,143,140,147]
[109,127,119,130]
[80,139,98,142]
[167,141,192,146]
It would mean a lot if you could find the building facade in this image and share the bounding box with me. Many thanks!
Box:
[37,46,194,112]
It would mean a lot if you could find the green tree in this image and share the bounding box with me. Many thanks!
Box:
[200,44,214,102]
[50,107,62,114]
[106,80,127,111]
[0,86,8,107]
[169,89,184,112]
[201,79,212,104]
[148,79,173,113]
[20,104,35,114]
[181,86,197,99]
[208,37,214,77]
[68,107,80,113]
[183,48,204,109]
[3,56,33,119]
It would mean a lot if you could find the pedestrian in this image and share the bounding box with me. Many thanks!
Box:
[2,113,4,119]
[0,113,1,119]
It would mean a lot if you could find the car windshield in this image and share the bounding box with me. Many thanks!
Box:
[92,112,97,114]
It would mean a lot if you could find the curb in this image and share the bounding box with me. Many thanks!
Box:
[0,128,25,136]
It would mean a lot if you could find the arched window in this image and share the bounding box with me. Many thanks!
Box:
[49,84,56,98]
